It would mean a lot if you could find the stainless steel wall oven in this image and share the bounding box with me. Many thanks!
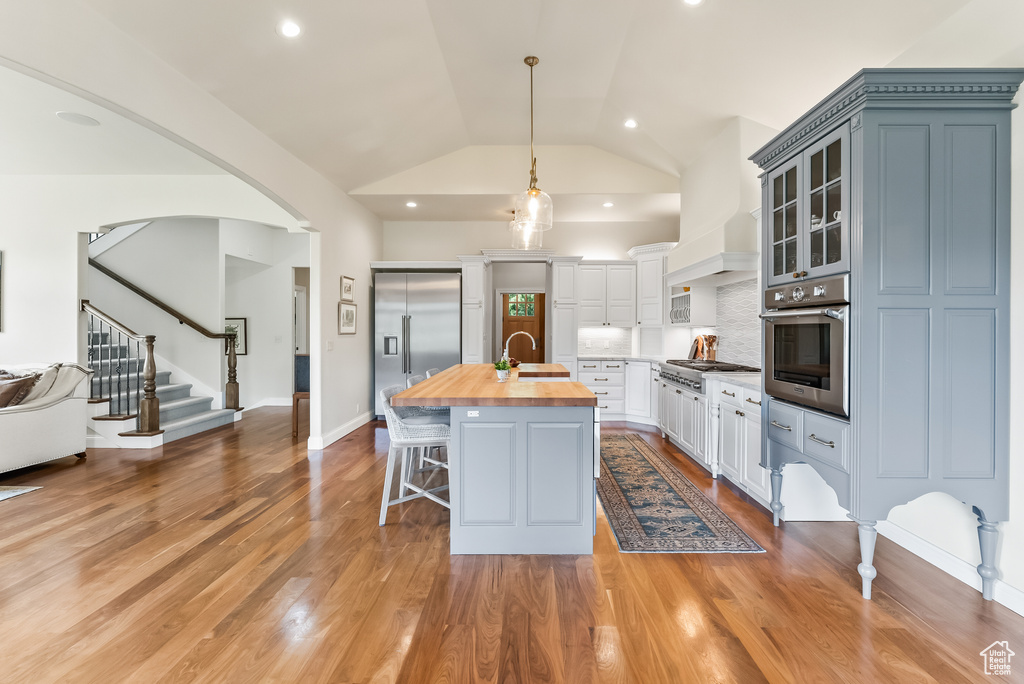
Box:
[760,273,849,417]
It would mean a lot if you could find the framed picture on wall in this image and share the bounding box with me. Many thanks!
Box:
[340,275,355,302]
[225,317,247,355]
[338,303,356,335]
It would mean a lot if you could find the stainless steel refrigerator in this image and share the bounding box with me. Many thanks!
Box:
[374,272,461,417]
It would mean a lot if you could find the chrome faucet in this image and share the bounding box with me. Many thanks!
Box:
[503,331,536,361]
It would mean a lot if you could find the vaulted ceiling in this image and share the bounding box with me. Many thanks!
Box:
[8,0,1004,224]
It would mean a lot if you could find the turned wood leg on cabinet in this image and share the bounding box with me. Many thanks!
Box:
[855,519,878,599]
[974,506,999,601]
[770,468,784,526]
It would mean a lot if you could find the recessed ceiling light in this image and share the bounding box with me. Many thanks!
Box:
[278,20,301,38]
[683,0,704,5]
[624,119,638,129]
[603,202,614,208]
[406,201,417,208]
[56,111,100,126]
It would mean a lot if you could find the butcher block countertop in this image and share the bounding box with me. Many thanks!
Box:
[393,364,596,407]
[515,363,571,378]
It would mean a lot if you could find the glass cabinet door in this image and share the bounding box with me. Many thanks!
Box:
[802,124,850,279]
[767,162,801,284]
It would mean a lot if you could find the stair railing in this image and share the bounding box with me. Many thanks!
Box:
[88,258,239,410]
[81,300,160,434]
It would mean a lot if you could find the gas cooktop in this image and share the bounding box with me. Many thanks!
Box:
[664,360,760,373]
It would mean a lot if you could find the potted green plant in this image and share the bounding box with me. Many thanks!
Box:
[494,357,511,382]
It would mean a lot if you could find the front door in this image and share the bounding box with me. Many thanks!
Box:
[502,293,545,363]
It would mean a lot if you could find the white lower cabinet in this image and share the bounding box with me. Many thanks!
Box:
[580,359,657,424]
[625,361,651,417]
[720,405,743,482]
[715,379,769,507]
[580,361,625,414]
[658,381,708,467]
[659,380,680,442]
[683,391,708,466]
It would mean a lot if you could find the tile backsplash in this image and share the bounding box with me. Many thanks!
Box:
[712,278,760,367]
[578,327,632,356]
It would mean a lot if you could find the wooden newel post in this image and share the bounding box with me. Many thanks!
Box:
[225,334,240,410]
[138,335,160,433]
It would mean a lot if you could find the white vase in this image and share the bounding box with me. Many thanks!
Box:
[496,369,510,382]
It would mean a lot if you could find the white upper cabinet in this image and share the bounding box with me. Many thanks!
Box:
[578,262,636,327]
[627,243,673,328]
[549,258,578,303]
[606,265,636,327]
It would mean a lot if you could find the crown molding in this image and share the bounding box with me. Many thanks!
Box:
[750,68,1024,171]
[627,242,677,259]
[480,249,555,262]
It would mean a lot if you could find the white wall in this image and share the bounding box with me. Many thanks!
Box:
[492,262,546,290]
[91,217,223,392]
[0,175,294,364]
[667,117,777,273]
[383,220,677,261]
[0,3,383,449]
[224,226,310,408]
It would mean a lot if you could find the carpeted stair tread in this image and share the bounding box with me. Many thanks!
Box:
[160,408,236,431]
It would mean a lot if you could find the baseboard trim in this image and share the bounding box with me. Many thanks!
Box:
[243,398,291,411]
[309,411,374,451]
[877,520,1024,617]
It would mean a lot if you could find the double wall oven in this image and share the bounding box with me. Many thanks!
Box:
[760,273,849,417]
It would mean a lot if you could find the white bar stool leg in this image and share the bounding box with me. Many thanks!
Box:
[379,445,399,526]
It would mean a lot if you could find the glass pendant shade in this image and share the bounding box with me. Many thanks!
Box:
[510,219,544,249]
[513,186,553,234]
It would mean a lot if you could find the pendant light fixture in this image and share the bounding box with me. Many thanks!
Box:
[512,56,553,249]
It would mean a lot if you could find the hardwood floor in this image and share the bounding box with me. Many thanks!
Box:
[0,409,1020,683]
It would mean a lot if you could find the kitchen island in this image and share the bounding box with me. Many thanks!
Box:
[394,364,598,554]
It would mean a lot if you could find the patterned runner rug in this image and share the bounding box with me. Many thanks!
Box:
[597,433,764,553]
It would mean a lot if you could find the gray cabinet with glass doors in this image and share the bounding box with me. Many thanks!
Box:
[766,124,850,286]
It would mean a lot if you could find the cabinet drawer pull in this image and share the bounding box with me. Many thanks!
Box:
[582,364,597,369]
[770,420,792,431]
[599,405,609,409]
[595,377,608,381]
[607,364,620,368]
[722,390,736,397]
[736,410,745,417]
[595,392,608,395]
[809,433,835,448]
[745,398,761,406]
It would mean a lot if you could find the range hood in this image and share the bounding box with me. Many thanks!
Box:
[665,250,759,288]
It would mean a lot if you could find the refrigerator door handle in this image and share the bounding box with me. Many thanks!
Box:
[406,315,412,374]
[402,315,411,374]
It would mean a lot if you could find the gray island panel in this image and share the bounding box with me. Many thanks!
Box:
[449,405,596,555]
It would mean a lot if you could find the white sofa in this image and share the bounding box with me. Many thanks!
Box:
[0,363,92,475]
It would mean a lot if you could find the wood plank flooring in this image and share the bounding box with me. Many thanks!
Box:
[0,408,1020,683]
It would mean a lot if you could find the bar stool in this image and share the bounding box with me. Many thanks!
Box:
[379,385,451,526]
[425,368,441,378]
[404,374,450,476]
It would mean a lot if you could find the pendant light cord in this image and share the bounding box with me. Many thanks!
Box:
[526,56,539,190]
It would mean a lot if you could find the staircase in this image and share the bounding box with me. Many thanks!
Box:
[86,330,238,449]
